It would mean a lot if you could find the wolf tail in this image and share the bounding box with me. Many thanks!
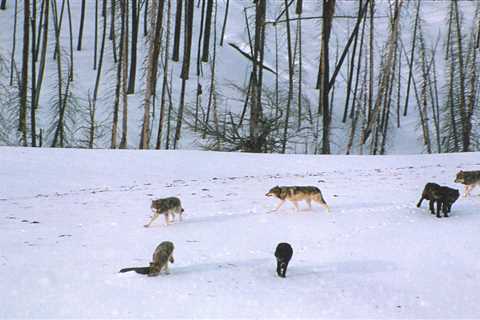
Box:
[119,266,150,274]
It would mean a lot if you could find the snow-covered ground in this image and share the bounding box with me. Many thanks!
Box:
[1,147,480,317]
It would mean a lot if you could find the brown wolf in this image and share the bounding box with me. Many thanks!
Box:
[266,186,330,212]
[119,241,175,276]
[144,197,184,227]
[455,170,480,197]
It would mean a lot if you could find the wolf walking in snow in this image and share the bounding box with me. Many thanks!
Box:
[455,170,480,197]
[144,197,184,227]
[266,186,330,212]
[417,183,460,218]
[275,243,293,278]
[119,241,175,276]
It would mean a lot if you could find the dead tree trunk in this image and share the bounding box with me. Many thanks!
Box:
[316,0,335,154]
[174,0,194,149]
[19,0,30,146]
[127,0,140,94]
[281,0,294,153]
[140,0,164,149]
[119,0,129,149]
[77,0,86,50]
[156,0,172,149]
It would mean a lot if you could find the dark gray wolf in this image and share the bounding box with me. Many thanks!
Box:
[144,197,184,227]
[119,241,175,276]
[275,243,293,278]
[417,183,460,218]
[455,170,480,197]
[266,186,330,212]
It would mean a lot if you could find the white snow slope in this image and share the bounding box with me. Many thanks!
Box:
[1,147,480,318]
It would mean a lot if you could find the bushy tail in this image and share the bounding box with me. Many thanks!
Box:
[119,266,150,274]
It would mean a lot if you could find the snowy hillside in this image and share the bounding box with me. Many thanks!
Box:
[1,1,478,153]
[1,147,480,317]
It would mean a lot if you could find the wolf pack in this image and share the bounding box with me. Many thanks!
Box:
[120,169,480,278]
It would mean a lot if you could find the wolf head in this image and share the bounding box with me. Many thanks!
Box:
[266,186,281,197]
[446,188,460,203]
[455,171,465,183]
[443,188,460,213]
[151,199,161,211]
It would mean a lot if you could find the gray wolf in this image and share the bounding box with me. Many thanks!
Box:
[144,197,184,227]
[119,241,175,276]
[275,243,293,278]
[455,170,480,197]
[266,186,329,212]
[417,183,460,218]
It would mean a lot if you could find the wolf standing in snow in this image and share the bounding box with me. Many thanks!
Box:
[417,183,460,218]
[119,241,175,276]
[144,197,184,227]
[266,186,330,212]
[275,243,293,278]
[455,170,480,197]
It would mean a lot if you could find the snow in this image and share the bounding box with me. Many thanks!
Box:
[1,147,480,317]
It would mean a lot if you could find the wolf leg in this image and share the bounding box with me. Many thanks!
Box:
[464,185,472,197]
[436,200,442,218]
[306,199,312,210]
[428,200,435,214]
[163,262,170,274]
[291,201,300,211]
[270,200,285,212]
[164,212,170,226]
[144,212,160,227]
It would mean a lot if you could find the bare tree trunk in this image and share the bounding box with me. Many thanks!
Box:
[9,0,18,86]
[172,0,182,61]
[19,0,30,146]
[296,1,303,129]
[453,0,468,151]
[77,0,86,50]
[33,0,49,144]
[66,0,73,80]
[51,0,65,147]
[119,0,129,149]
[31,0,37,146]
[403,0,420,117]
[174,0,194,149]
[89,0,108,148]
[281,0,294,153]
[219,0,229,46]
[201,0,213,62]
[362,0,403,145]
[157,0,172,149]
[342,0,363,123]
[140,0,164,149]
[94,0,98,69]
[127,0,140,94]
[316,0,335,154]
[110,0,117,63]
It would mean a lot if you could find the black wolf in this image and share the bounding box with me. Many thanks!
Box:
[275,243,293,278]
[417,183,460,218]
